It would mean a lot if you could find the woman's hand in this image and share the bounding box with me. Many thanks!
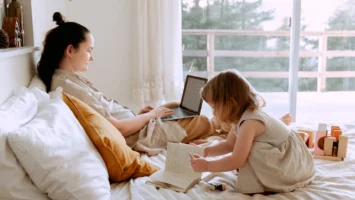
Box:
[148,107,175,118]
[190,154,209,172]
[138,106,154,115]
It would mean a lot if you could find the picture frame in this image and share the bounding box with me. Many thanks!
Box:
[4,0,11,15]
[0,0,5,27]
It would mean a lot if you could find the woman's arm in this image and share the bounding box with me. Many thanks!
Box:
[108,107,174,137]
[58,79,176,136]
[204,125,236,157]
[206,120,264,172]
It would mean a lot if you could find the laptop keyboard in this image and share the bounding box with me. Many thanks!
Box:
[162,108,195,119]
[174,108,194,117]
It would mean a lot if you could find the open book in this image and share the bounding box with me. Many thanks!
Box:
[147,142,213,193]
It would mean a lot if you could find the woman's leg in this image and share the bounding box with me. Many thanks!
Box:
[160,101,180,109]
[159,102,224,143]
[180,114,293,145]
[177,115,228,144]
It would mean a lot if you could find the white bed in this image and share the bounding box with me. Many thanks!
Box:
[111,123,355,200]
[2,51,355,200]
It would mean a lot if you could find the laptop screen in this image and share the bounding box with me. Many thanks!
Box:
[181,76,207,113]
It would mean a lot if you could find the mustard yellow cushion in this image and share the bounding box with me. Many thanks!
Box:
[62,92,158,181]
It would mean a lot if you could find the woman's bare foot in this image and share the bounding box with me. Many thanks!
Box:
[280,113,292,126]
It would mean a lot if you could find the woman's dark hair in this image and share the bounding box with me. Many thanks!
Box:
[37,12,90,92]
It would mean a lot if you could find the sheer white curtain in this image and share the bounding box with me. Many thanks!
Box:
[134,0,184,107]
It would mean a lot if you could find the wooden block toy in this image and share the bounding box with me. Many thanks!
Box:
[337,135,348,159]
[298,129,315,148]
[332,146,338,157]
[324,137,336,156]
[313,124,348,161]
[318,123,327,132]
[332,130,342,140]
[298,131,309,143]
[314,131,327,156]
[331,126,340,135]
[313,155,342,161]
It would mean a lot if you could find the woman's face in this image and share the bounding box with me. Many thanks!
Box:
[70,33,95,72]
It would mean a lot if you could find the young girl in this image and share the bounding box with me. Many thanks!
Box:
[190,70,315,194]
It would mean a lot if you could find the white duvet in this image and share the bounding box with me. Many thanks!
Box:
[111,122,355,200]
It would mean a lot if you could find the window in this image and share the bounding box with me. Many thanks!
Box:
[297,0,355,122]
[182,0,355,122]
[182,0,292,118]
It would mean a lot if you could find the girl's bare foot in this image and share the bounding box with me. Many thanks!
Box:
[280,113,292,126]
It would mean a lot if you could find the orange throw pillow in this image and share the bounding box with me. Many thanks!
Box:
[62,92,158,181]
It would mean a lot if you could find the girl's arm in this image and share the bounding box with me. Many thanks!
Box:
[207,119,264,172]
[204,124,236,157]
[108,107,174,137]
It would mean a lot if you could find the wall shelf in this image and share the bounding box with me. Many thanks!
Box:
[0,46,39,59]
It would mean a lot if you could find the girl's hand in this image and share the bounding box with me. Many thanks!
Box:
[203,148,208,157]
[149,107,175,118]
[189,144,208,157]
[138,106,154,115]
[190,154,209,172]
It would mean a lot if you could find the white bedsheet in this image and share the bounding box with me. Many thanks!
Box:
[111,122,355,200]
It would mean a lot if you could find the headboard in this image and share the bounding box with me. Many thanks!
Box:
[0,47,39,105]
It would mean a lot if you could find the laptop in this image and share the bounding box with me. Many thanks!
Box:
[162,75,207,121]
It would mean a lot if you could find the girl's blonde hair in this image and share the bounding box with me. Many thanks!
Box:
[201,70,266,125]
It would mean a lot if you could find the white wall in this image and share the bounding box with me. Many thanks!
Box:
[17,0,69,63]
[67,0,138,109]
[0,53,35,105]
[30,0,69,47]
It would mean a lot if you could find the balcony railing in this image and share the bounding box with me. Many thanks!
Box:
[182,30,355,92]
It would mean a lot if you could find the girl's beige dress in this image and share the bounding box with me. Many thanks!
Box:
[234,109,315,193]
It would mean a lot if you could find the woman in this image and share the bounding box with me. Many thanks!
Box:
[37,12,292,152]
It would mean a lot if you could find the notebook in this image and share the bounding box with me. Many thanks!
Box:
[146,142,214,193]
[162,75,207,121]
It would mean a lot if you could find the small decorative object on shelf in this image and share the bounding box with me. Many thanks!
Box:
[0,29,10,48]
[6,0,23,46]
[2,16,20,47]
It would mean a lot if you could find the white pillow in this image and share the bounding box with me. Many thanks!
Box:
[28,74,46,92]
[8,99,111,200]
[30,87,50,103]
[0,87,38,132]
[0,87,49,200]
[49,86,63,100]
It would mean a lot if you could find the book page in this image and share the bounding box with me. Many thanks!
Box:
[149,142,205,191]
[165,142,203,178]
[149,170,198,190]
